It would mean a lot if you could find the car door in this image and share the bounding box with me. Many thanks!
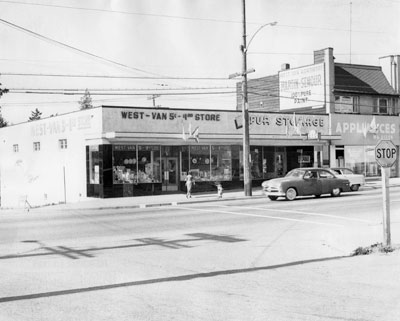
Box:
[301,170,321,196]
[319,169,337,194]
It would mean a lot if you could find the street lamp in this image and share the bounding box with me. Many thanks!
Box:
[231,0,277,196]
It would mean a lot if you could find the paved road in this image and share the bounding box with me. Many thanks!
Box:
[1,188,399,320]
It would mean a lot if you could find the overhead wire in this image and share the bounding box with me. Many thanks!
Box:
[0,18,168,78]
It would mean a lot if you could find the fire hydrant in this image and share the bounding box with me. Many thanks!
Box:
[216,182,223,198]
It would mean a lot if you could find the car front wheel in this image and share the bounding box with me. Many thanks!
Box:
[350,184,360,191]
[285,187,297,201]
[331,188,341,197]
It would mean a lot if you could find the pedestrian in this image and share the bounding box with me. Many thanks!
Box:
[216,181,223,198]
[185,171,195,198]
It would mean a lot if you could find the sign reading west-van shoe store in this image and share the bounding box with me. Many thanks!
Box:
[332,114,399,145]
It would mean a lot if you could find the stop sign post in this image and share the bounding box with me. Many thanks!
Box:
[375,140,398,247]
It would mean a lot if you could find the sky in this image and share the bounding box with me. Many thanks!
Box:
[0,0,399,124]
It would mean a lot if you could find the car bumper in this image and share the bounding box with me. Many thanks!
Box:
[262,188,285,197]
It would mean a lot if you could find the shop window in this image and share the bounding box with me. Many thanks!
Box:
[181,146,190,180]
[334,96,360,113]
[189,145,210,181]
[13,144,19,153]
[33,142,40,151]
[113,145,137,184]
[262,146,275,179]
[211,146,232,181]
[137,145,161,183]
[373,98,389,114]
[344,145,380,177]
[89,145,100,184]
[231,145,242,180]
[250,147,263,179]
[59,139,67,149]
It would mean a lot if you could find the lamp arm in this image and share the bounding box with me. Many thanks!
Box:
[245,21,277,52]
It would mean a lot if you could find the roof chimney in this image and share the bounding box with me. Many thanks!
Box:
[281,63,290,71]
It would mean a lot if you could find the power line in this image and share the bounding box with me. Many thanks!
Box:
[1,72,233,81]
[0,18,167,78]
[8,86,235,92]
[0,0,388,32]
[0,0,245,24]
[8,90,236,96]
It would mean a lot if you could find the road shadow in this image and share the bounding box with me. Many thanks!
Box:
[1,233,247,260]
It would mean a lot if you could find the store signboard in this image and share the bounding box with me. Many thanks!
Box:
[332,114,399,145]
[103,107,329,138]
[279,63,325,111]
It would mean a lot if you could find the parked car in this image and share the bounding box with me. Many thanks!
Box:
[330,168,365,191]
[262,167,351,201]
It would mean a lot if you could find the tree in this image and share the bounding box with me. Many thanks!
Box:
[0,107,8,128]
[29,108,42,121]
[79,89,93,110]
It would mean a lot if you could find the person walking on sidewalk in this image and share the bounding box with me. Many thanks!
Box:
[185,171,195,198]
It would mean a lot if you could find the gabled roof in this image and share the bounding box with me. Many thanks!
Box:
[334,63,397,96]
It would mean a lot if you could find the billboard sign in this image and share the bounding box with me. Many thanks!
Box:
[279,63,325,110]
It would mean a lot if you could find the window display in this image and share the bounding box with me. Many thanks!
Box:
[189,145,210,181]
[137,145,161,183]
[344,145,379,177]
[113,145,137,184]
[211,146,232,181]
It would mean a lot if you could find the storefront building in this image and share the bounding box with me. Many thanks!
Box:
[238,47,400,177]
[0,106,335,207]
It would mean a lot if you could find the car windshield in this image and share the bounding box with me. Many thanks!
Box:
[285,169,306,178]
[341,168,354,175]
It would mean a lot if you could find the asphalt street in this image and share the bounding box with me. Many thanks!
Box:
[0,187,399,321]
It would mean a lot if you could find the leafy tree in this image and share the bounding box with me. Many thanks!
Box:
[0,107,8,128]
[29,108,42,121]
[79,89,93,110]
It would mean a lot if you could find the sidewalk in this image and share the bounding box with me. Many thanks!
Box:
[7,176,399,213]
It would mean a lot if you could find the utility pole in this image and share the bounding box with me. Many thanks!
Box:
[241,0,252,196]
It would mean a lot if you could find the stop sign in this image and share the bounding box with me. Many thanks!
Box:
[375,140,398,168]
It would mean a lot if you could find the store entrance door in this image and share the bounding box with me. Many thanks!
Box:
[161,157,179,191]
[275,150,286,177]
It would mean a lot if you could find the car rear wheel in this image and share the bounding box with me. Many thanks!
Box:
[268,196,278,201]
[331,187,341,197]
[285,187,297,201]
[350,184,360,191]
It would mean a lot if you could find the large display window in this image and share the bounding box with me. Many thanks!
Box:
[344,145,386,177]
[137,145,161,183]
[113,145,137,184]
[189,145,211,181]
[211,146,232,181]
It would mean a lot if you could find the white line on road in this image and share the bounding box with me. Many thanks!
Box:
[176,206,344,227]
[211,205,376,224]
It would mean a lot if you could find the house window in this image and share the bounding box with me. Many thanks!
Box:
[59,139,68,149]
[373,98,388,114]
[335,96,360,113]
[13,144,19,152]
[33,142,40,151]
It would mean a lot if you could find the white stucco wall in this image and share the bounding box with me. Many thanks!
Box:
[0,108,103,208]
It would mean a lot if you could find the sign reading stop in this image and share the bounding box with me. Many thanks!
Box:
[375,140,398,168]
